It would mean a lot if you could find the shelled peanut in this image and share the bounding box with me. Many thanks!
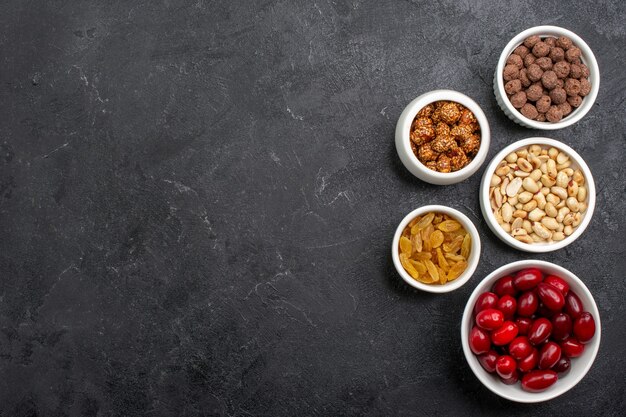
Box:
[489,144,588,244]
[399,212,470,285]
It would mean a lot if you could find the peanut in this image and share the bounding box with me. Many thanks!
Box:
[491,144,589,245]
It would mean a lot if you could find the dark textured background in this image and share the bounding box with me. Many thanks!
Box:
[1,0,625,416]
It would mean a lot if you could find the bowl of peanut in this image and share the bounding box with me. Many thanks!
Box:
[392,205,481,293]
[395,90,491,185]
[480,138,596,252]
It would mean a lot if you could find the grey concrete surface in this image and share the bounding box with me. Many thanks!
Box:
[0,0,625,415]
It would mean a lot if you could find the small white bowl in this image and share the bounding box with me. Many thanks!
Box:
[494,26,600,130]
[391,205,481,293]
[461,260,601,403]
[480,138,595,253]
[395,90,491,185]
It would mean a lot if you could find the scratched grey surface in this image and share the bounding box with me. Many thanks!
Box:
[1,0,625,416]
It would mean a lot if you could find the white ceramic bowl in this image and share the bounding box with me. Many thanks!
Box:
[391,205,481,293]
[494,26,600,129]
[395,90,491,185]
[461,260,601,403]
[480,138,595,253]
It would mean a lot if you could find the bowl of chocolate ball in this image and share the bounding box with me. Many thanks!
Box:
[494,26,599,130]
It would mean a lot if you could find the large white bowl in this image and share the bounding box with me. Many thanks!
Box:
[494,26,600,130]
[461,260,601,403]
[479,138,596,253]
[391,205,481,293]
[395,90,490,185]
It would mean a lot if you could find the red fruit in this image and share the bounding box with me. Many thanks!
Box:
[496,355,517,379]
[537,283,565,311]
[553,356,571,375]
[500,369,520,385]
[561,337,585,358]
[515,317,533,336]
[573,312,596,344]
[551,313,573,341]
[509,336,533,360]
[537,303,558,318]
[478,350,499,373]
[538,341,561,369]
[529,318,552,345]
[469,326,492,355]
[513,268,543,291]
[544,275,569,296]
[476,308,504,331]
[492,276,517,297]
[517,291,539,317]
[474,292,499,315]
[492,321,519,346]
[518,348,539,373]
[521,370,558,392]
[497,295,517,320]
[565,291,584,319]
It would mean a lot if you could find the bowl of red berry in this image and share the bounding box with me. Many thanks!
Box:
[461,260,600,402]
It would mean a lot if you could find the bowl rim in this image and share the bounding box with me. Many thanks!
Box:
[461,260,601,403]
[495,25,600,130]
[391,204,481,293]
[397,89,491,181]
[480,137,596,253]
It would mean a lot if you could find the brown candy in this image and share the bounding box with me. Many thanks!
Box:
[579,64,590,78]
[549,87,567,105]
[558,102,572,116]
[520,103,539,119]
[412,101,481,172]
[448,148,469,171]
[436,154,451,173]
[526,83,544,101]
[511,91,527,108]
[451,125,473,141]
[503,64,520,81]
[535,57,553,71]
[549,47,565,62]
[564,78,581,96]
[505,36,591,123]
[439,102,462,124]
[567,95,583,108]
[417,104,434,118]
[532,41,551,57]
[553,61,571,79]
[418,142,438,162]
[505,79,523,95]
[523,54,536,67]
[546,105,563,122]
[536,95,552,113]
[569,63,582,79]
[579,78,592,96]
[565,47,582,63]
[541,70,558,89]
[435,121,451,137]
[527,64,543,82]
[556,36,573,50]
[460,134,481,156]
[514,45,530,58]
[524,35,541,49]
[519,68,531,87]
[507,54,524,69]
